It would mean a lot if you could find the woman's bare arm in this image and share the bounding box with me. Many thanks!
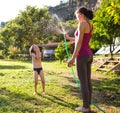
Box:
[71,22,85,58]
[64,34,75,41]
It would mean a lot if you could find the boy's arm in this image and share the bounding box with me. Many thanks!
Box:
[34,46,41,59]
[29,47,34,57]
[36,51,41,59]
[30,53,36,58]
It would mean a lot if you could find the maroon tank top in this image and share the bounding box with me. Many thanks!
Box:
[75,22,93,57]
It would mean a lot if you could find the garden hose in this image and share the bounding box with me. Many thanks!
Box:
[64,38,106,113]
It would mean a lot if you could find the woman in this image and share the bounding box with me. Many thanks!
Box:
[64,7,93,112]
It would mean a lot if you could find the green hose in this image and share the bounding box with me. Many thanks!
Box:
[64,38,106,113]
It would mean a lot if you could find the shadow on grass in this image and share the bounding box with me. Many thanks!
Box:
[45,71,57,76]
[60,75,80,91]
[0,73,4,76]
[92,77,120,107]
[38,93,78,109]
[0,88,46,112]
[38,93,97,113]
[0,87,96,113]
[0,65,26,70]
[60,74,120,108]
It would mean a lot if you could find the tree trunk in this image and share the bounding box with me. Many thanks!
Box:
[110,44,113,59]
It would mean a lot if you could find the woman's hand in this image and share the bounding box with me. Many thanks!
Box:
[64,34,75,41]
[64,34,70,40]
[67,57,75,67]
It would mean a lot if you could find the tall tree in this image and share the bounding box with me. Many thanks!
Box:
[0,6,52,55]
[13,6,51,48]
[91,0,120,57]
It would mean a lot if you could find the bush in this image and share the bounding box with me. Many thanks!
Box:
[55,44,67,63]
[8,45,20,59]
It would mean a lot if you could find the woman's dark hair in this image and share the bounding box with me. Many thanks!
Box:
[76,6,94,20]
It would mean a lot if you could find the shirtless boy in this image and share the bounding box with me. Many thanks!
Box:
[29,44,45,95]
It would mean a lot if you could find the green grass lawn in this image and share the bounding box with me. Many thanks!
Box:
[0,59,120,113]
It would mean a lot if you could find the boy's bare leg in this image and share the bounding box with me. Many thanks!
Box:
[39,70,45,93]
[34,71,38,95]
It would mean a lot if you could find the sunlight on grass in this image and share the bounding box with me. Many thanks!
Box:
[0,59,120,113]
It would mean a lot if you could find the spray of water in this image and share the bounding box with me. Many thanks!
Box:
[44,13,70,35]
[52,14,67,34]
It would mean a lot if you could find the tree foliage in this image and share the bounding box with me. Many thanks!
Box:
[0,5,77,57]
[90,0,120,56]
[55,42,69,63]
[13,6,51,47]
[0,6,52,56]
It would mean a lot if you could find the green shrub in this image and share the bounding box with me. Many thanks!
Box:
[8,45,20,59]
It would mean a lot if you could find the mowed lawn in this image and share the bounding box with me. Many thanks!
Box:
[0,59,120,113]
